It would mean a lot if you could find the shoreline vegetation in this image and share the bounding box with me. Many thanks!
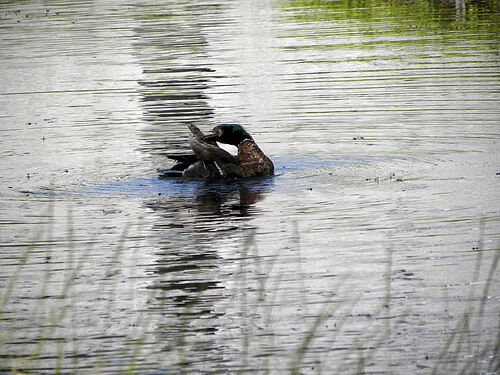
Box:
[1,212,498,374]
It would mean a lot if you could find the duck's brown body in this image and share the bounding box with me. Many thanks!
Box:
[237,139,274,177]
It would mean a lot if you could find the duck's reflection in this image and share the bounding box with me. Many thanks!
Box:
[144,177,272,298]
[148,176,273,219]
[191,177,272,216]
[143,177,273,362]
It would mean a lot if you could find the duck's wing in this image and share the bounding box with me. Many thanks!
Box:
[158,168,183,178]
[187,123,207,140]
[166,153,198,164]
[159,125,240,179]
[182,160,221,178]
[187,124,238,164]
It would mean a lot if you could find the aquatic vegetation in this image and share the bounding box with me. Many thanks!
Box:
[1,213,498,374]
[280,0,499,33]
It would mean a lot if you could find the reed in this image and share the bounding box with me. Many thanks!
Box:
[1,213,498,374]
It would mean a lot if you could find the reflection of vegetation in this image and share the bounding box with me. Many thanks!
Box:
[280,0,499,35]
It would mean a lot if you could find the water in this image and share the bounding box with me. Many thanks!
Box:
[1,0,499,373]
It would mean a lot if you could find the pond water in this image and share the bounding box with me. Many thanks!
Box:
[0,0,499,374]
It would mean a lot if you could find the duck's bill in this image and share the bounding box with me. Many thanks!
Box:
[202,132,218,141]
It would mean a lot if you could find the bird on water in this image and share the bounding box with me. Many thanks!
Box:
[158,124,274,179]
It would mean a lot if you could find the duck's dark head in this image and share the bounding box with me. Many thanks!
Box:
[204,124,253,146]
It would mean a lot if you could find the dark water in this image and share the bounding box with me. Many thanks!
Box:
[1,0,499,374]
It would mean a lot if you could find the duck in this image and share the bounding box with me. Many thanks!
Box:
[158,124,274,179]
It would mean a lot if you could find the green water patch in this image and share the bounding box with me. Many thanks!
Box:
[279,0,499,37]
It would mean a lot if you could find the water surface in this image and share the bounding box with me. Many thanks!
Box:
[0,0,499,374]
